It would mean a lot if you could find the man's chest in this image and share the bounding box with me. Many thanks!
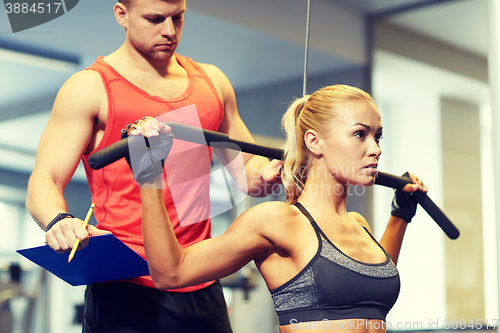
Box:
[133,76,190,100]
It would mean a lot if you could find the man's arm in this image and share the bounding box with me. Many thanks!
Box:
[26,70,110,253]
[199,63,282,197]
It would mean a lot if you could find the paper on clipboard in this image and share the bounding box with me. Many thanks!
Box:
[17,234,150,286]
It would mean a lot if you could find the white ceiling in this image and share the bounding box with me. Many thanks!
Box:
[0,0,489,179]
[387,0,489,57]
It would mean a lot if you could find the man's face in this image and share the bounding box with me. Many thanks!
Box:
[123,0,186,61]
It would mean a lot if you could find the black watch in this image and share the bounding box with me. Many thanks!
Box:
[45,213,75,232]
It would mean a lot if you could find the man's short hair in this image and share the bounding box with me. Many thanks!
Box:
[119,0,131,7]
[119,0,185,9]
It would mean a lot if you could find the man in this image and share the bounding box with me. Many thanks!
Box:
[26,0,281,332]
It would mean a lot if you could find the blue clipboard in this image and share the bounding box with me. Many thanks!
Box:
[17,234,150,286]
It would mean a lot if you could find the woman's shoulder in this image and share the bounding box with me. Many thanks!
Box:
[235,201,311,252]
[249,201,304,220]
[235,201,302,231]
[348,211,373,233]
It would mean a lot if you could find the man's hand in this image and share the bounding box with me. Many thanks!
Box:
[245,158,283,197]
[260,159,283,184]
[45,218,111,254]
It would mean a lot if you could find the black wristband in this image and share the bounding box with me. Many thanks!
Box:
[45,213,75,232]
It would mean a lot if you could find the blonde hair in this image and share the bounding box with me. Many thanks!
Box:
[281,84,377,204]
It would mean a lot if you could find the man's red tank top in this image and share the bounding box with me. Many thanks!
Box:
[81,54,224,292]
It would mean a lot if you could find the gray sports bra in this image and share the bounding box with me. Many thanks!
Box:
[270,203,400,326]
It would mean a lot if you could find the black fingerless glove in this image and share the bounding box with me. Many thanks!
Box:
[121,126,174,185]
[390,171,417,223]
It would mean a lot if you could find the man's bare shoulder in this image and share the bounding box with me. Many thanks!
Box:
[196,62,222,75]
[60,69,103,94]
[196,62,236,113]
[53,69,105,116]
[196,62,230,87]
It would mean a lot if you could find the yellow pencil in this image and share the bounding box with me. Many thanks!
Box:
[68,203,95,263]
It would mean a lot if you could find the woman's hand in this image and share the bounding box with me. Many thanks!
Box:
[124,116,171,137]
[401,172,428,193]
[390,172,428,223]
[121,116,174,186]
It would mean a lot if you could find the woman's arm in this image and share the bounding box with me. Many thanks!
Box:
[141,181,273,290]
[378,172,427,265]
[378,216,408,265]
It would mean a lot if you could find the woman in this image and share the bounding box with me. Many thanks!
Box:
[126,84,427,332]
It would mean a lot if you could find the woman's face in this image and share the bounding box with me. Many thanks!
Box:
[317,101,383,186]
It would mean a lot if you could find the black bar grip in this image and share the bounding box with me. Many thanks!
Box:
[165,122,285,160]
[375,172,459,240]
[88,122,459,239]
[374,171,411,189]
[88,137,129,170]
[88,122,284,170]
